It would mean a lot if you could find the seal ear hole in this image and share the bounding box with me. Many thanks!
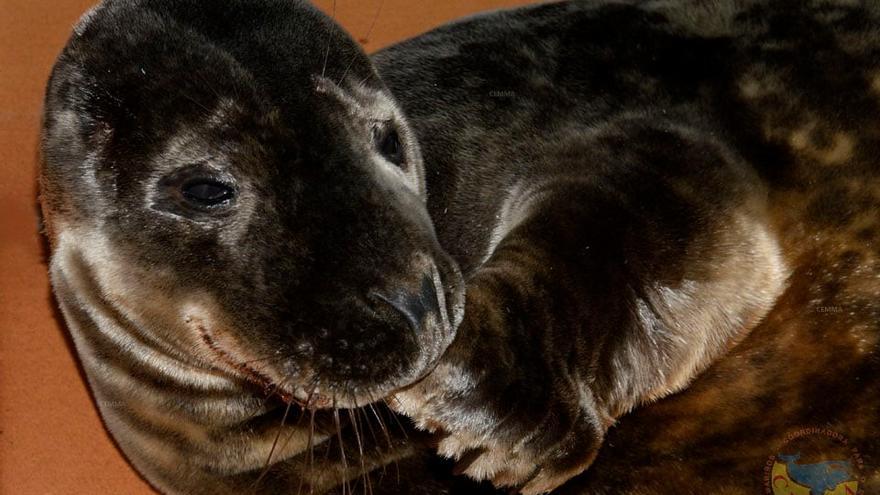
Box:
[373,124,405,167]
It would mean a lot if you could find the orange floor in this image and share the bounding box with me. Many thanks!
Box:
[0,1,537,493]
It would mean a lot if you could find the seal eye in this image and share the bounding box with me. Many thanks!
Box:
[181,179,234,207]
[376,127,404,166]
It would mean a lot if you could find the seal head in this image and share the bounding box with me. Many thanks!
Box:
[41,0,465,408]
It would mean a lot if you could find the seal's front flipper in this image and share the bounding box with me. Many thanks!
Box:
[393,120,788,493]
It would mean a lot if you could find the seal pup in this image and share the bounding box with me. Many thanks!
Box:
[40,0,474,493]
[40,0,880,494]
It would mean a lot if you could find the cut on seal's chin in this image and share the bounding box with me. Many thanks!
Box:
[185,313,459,411]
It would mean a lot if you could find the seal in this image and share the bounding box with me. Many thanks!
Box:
[40,0,473,493]
[40,0,880,494]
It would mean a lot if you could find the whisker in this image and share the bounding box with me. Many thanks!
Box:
[323,423,334,462]
[367,397,399,485]
[275,402,308,461]
[265,374,293,402]
[321,0,337,79]
[178,89,214,116]
[356,405,385,483]
[358,404,383,457]
[362,0,386,46]
[382,397,409,440]
[338,0,386,85]
[347,405,372,495]
[308,407,317,495]
[366,403,393,451]
[192,69,224,103]
[354,74,373,91]
[333,396,350,495]
[252,401,293,489]
[296,405,317,495]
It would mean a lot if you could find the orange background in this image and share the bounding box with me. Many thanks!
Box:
[0,1,537,493]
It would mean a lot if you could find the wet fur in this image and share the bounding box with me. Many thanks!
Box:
[40,0,880,494]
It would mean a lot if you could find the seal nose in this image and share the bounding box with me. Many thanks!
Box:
[372,274,440,333]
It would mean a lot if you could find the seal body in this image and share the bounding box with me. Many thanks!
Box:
[375,1,880,493]
[40,0,880,494]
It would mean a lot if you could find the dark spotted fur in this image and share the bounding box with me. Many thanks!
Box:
[40,0,879,494]
[377,1,879,492]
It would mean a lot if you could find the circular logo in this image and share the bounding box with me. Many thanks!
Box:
[763,428,865,495]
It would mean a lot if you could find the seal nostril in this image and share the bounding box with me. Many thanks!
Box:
[371,274,439,334]
[418,274,440,317]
